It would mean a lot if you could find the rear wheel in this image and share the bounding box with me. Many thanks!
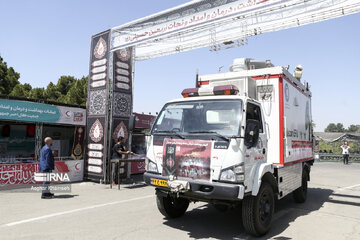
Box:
[293,168,308,203]
[156,195,189,218]
[242,182,274,237]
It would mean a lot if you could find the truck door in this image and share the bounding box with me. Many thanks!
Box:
[245,102,267,162]
[244,102,267,189]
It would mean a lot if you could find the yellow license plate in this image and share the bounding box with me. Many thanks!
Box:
[151,178,168,187]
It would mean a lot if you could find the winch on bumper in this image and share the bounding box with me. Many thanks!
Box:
[144,172,245,201]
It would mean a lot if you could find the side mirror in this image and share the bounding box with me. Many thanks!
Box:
[128,115,136,132]
[244,119,260,148]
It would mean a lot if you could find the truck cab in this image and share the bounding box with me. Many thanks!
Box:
[144,58,313,237]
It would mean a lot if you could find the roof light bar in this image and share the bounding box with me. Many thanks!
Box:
[213,85,239,95]
[181,88,199,98]
[181,85,239,98]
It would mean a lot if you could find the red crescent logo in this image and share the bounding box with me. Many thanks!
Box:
[65,111,71,118]
[75,163,80,170]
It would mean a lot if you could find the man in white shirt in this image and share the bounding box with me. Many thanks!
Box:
[340,141,350,165]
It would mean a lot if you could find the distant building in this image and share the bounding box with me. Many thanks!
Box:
[314,132,360,143]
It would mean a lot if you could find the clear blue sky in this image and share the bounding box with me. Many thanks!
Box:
[0,0,359,132]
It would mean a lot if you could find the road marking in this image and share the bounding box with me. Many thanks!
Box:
[338,183,360,191]
[1,195,154,227]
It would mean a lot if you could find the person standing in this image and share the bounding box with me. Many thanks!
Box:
[111,137,133,184]
[340,141,350,165]
[40,137,55,199]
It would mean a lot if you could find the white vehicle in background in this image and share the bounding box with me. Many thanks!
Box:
[144,58,314,236]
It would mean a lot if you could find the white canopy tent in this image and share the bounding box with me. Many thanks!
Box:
[110,0,360,60]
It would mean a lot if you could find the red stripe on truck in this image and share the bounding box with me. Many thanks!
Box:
[292,141,313,148]
[279,76,285,166]
[283,157,314,166]
[252,74,283,80]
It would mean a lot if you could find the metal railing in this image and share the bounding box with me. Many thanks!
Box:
[316,153,360,162]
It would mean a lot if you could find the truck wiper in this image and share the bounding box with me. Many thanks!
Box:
[188,131,229,142]
[154,130,185,139]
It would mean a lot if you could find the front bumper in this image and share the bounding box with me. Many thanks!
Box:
[144,172,244,201]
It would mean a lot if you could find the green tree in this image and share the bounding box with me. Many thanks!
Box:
[336,123,345,132]
[325,123,345,132]
[82,76,88,96]
[9,83,32,97]
[0,55,20,95]
[44,82,61,101]
[325,123,337,132]
[0,57,89,105]
[347,124,360,133]
[56,76,76,95]
[318,141,360,154]
[63,76,88,105]
[29,88,45,100]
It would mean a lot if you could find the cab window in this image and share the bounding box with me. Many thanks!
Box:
[246,103,263,133]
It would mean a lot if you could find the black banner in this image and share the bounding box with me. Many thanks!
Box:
[113,47,133,93]
[86,117,106,178]
[86,30,111,181]
[109,47,134,179]
[89,30,110,90]
[111,118,130,147]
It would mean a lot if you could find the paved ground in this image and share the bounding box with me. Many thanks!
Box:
[1,162,359,240]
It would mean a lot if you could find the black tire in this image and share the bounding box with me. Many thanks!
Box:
[156,195,189,218]
[293,168,308,203]
[242,182,274,237]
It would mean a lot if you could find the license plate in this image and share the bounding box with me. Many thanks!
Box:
[151,178,168,187]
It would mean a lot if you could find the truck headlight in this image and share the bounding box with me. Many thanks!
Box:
[220,169,236,182]
[234,165,245,174]
[219,163,244,183]
[146,159,158,173]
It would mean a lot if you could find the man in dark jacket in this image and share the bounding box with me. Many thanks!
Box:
[40,137,55,199]
[111,137,133,184]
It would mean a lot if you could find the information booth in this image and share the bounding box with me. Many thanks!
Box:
[0,96,86,189]
[112,112,156,181]
[130,112,156,175]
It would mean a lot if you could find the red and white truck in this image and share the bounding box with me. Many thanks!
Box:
[144,58,314,236]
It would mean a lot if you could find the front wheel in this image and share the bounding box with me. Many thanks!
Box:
[156,195,189,218]
[242,182,274,237]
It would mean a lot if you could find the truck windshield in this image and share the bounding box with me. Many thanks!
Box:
[152,100,242,137]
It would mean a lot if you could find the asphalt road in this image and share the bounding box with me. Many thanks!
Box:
[1,162,360,240]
